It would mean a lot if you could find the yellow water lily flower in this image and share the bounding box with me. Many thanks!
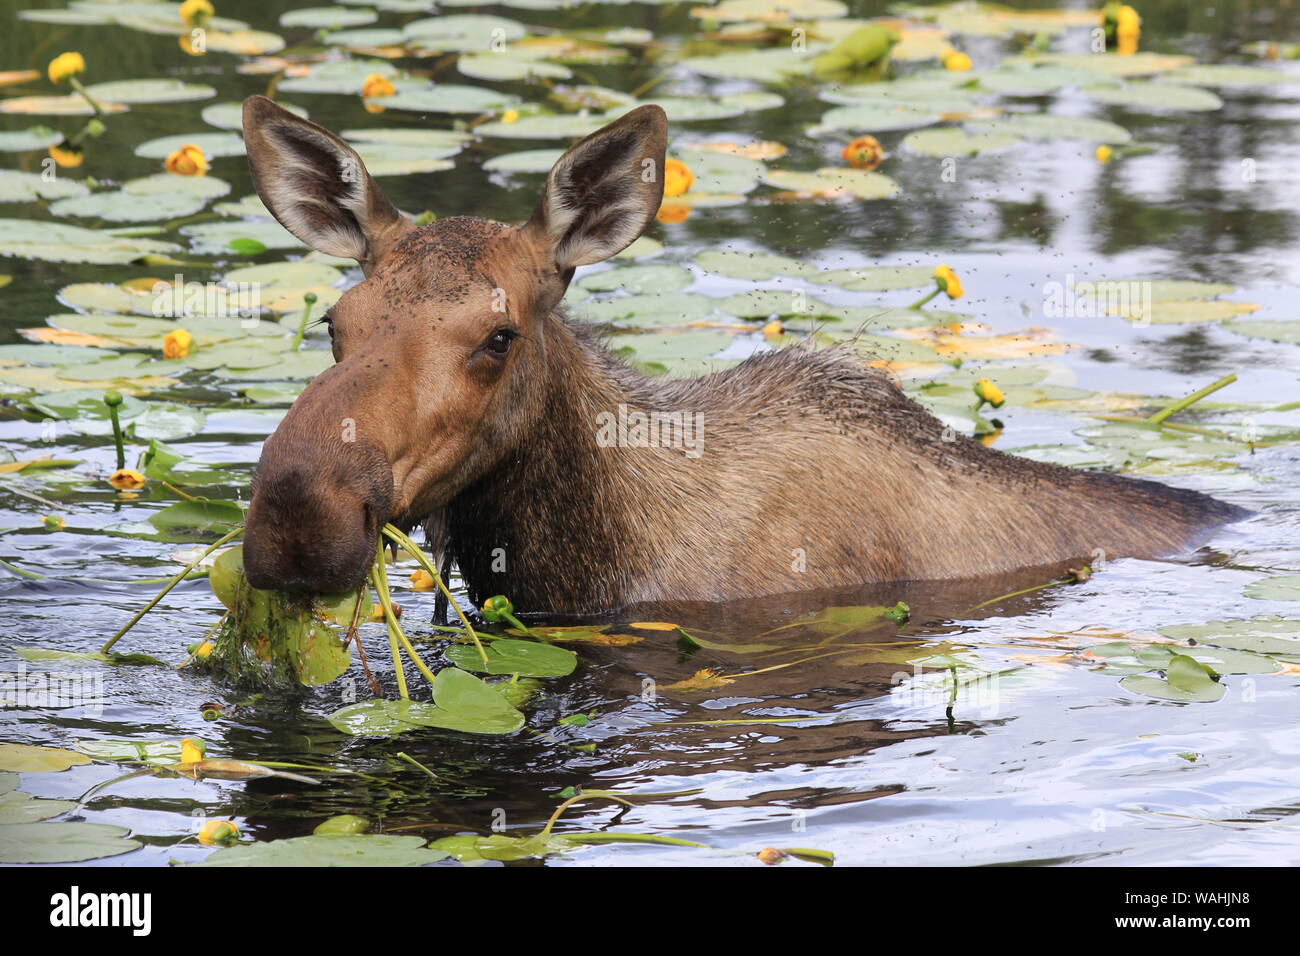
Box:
[973,377,1006,409]
[761,320,784,339]
[410,569,434,591]
[108,468,147,491]
[42,515,65,531]
[361,73,396,99]
[47,52,85,85]
[164,143,207,176]
[179,33,205,56]
[1116,5,1140,56]
[840,135,884,171]
[1095,145,1114,164]
[194,641,214,659]
[934,264,963,299]
[655,204,690,224]
[163,328,192,359]
[47,144,84,168]
[500,108,520,124]
[180,737,206,762]
[943,50,972,72]
[663,158,694,198]
[179,0,214,27]
[197,819,240,846]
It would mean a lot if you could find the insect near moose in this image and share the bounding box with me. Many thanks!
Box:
[237,95,1248,616]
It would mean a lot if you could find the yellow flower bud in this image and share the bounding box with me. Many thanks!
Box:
[164,143,208,176]
[1095,145,1113,164]
[47,144,84,168]
[163,328,192,359]
[197,818,240,846]
[757,847,788,865]
[108,468,147,491]
[410,569,434,591]
[48,52,86,85]
[663,158,694,198]
[179,0,214,27]
[934,265,963,300]
[361,74,396,99]
[973,377,1005,409]
[500,108,520,124]
[943,50,972,72]
[840,135,884,171]
[180,737,207,762]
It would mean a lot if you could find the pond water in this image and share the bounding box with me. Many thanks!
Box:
[1,0,1299,867]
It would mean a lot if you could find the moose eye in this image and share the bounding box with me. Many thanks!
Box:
[484,328,518,357]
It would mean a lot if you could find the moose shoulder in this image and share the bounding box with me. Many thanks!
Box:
[238,96,1248,614]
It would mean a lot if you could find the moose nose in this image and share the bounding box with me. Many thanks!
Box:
[242,433,394,594]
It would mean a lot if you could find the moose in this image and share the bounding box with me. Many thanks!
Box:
[238,96,1247,614]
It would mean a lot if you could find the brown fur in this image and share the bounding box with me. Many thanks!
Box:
[237,96,1247,612]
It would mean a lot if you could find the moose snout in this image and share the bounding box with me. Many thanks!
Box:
[242,432,394,594]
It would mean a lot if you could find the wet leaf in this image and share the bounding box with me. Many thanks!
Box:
[198,833,446,866]
[1243,575,1300,601]
[0,743,91,772]
[0,791,78,823]
[446,638,577,677]
[0,821,139,863]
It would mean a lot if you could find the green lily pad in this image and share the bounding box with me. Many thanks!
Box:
[459,54,572,81]
[1110,299,1259,324]
[694,249,816,280]
[811,265,934,291]
[1222,320,1300,344]
[1162,65,1295,86]
[146,499,246,541]
[762,167,900,199]
[1119,653,1226,703]
[0,219,179,264]
[902,128,1021,157]
[0,743,92,772]
[446,638,577,677]
[483,148,564,173]
[50,175,230,223]
[1082,83,1223,111]
[404,13,527,50]
[816,102,942,133]
[74,739,185,764]
[329,668,526,735]
[721,289,830,318]
[578,264,692,294]
[1244,575,1300,601]
[0,170,88,204]
[0,821,140,863]
[0,791,78,824]
[1158,617,1300,661]
[324,27,408,46]
[573,292,719,326]
[476,113,604,140]
[970,113,1132,143]
[280,6,378,28]
[198,833,447,866]
[430,832,573,863]
[277,59,398,94]
[183,219,302,253]
[134,131,246,160]
[82,79,216,105]
[366,85,518,115]
[0,126,63,151]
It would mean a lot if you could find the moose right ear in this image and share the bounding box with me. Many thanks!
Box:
[242,95,411,268]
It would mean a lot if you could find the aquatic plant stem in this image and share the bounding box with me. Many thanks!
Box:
[100,526,242,654]
[103,392,126,470]
[291,292,317,351]
[540,792,637,837]
[1146,373,1237,425]
[381,523,488,668]
[370,549,409,700]
[906,286,941,310]
[346,584,383,698]
[67,76,106,117]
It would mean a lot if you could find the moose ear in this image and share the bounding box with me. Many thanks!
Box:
[242,95,410,267]
[522,104,668,272]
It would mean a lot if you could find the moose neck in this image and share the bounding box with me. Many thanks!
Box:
[444,313,690,613]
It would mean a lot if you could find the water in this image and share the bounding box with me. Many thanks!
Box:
[1,0,1299,866]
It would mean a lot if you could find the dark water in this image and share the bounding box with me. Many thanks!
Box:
[2,0,1300,866]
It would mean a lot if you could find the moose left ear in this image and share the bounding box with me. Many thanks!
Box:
[522,104,668,272]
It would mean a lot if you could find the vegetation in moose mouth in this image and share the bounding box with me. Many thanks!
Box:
[0,0,1299,869]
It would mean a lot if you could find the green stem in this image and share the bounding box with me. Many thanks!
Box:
[396,751,438,779]
[371,547,409,700]
[105,399,125,471]
[540,793,637,837]
[381,523,488,668]
[67,76,105,117]
[291,293,317,351]
[1146,373,1237,426]
[906,285,941,311]
[502,611,532,636]
[100,527,242,654]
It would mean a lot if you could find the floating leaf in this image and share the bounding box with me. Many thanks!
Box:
[0,821,139,863]
[902,128,1020,157]
[1082,83,1223,111]
[1244,575,1300,601]
[0,791,78,824]
[762,167,900,199]
[446,638,577,677]
[0,743,91,772]
[0,219,179,264]
[1158,617,1300,662]
[578,264,692,294]
[81,79,216,105]
[329,668,525,735]
[198,833,447,866]
[430,832,573,863]
[970,113,1132,143]
[0,170,88,204]
[279,6,378,28]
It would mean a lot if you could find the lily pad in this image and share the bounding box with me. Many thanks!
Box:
[1244,575,1300,601]
[1159,617,1300,661]
[82,79,216,105]
[483,148,564,173]
[0,791,79,824]
[1082,83,1223,111]
[577,264,692,294]
[902,128,1020,157]
[445,638,577,677]
[198,833,447,866]
[279,6,378,28]
[694,249,816,280]
[134,132,246,160]
[0,821,140,863]
[329,668,525,735]
[762,167,900,199]
[1223,320,1300,344]
[573,292,719,326]
[0,743,91,772]
[970,113,1132,144]
[0,170,88,204]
